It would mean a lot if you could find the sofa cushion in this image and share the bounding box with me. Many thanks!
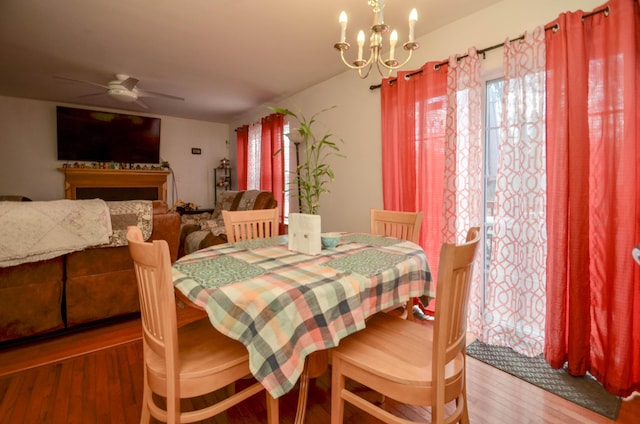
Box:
[0,257,65,342]
[180,211,213,228]
[65,268,139,327]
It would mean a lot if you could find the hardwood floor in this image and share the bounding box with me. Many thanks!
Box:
[1,304,638,423]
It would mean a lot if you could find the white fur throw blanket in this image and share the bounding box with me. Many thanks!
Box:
[0,199,112,267]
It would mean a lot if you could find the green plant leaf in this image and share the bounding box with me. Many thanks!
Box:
[269,105,345,214]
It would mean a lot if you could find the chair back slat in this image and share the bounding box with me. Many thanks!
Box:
[434,227,481,367]
[223,207,279,242]
[127,226,179,372]
[370,209,423,243]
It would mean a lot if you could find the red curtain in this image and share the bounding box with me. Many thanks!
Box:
[260,113,285,229]
[381,63,447,277]
[545,0,640,397]
[235,125,249,190]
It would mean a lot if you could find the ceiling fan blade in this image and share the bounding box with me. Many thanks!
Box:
[120,77,139,91]
[135,99,149,109]
[77,92,108,99]
[136,89,185,101]
[54,76,109,90]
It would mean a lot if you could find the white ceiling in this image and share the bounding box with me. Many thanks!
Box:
[0,0,500,123]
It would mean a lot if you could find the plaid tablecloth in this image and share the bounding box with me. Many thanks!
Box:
[172,233,432,398]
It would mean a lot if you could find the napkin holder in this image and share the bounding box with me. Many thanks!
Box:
[288,213,321,255]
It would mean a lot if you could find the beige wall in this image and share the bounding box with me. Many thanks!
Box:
[0,0,604,225]
[229,0,604,234]
[0,96,229,208]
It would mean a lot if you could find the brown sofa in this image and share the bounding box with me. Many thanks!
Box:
[0,200,180,344]
[179,190,277,257]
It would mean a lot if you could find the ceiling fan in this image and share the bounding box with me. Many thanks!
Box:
[54,73,184,109]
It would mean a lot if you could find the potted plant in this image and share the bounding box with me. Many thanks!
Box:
[269,105,344,214]
[269,105,344,253]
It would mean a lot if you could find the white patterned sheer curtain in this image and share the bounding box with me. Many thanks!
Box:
[480,28,547,356]
[442,49,483,242]
[246,122,262,190]
[441,50,484,320]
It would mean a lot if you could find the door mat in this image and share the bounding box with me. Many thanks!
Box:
[466,340,621,419]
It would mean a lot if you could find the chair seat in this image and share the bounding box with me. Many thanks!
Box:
[332,314,463,405]
[145,318,253,398]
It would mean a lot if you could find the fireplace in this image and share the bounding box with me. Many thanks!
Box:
[58,168,170,202]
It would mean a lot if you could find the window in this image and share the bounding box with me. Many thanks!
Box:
[282,123,291,222]
[244,120,291,221]
[483,78,502,287]
[247,123,261,190]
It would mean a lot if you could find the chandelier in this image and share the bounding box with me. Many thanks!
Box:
[334,0,419,79]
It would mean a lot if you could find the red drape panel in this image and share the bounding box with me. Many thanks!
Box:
[260,113,285,230]
[235,125,249,190]
[545,0,640,397]
[381,63,447,276]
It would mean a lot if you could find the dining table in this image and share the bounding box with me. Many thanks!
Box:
[172,232,432,423]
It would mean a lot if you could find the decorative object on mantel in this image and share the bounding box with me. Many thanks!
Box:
[270,106,345,255]
[61,161,167,171]
[334,0,419,79]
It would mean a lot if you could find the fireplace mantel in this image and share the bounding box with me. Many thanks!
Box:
[58,168,170,202]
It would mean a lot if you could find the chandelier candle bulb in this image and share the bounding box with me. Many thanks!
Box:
[357,31,365,61]
[389,30,397,61]
[409,8,418,42]
[339,11,347,43]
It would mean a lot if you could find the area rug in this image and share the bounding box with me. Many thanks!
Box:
[466,340,621,419]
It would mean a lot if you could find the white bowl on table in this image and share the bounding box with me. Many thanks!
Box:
[321,232,341,249]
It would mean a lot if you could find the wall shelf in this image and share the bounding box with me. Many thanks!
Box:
[214,167,232,204]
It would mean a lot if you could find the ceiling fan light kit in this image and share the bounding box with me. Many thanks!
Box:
[109,88,138,103]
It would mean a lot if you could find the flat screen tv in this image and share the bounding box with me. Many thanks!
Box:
[56,106,161,164]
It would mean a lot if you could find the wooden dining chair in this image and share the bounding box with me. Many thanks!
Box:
[371,208,424,317]
[370,208,423,244]
[330,227,481,424]
[126,226,279,424]
[222,207,279,242]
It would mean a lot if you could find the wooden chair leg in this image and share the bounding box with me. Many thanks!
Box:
[330,362,345,424]
[140,369,151,424]
[266,392,279,424]
[460,392,470,424]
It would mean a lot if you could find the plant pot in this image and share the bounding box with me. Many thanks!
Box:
[288,213,321,255]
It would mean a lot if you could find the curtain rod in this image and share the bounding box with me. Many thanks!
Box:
[369,5,610,91]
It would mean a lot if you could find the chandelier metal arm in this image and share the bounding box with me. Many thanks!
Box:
[335,43,374,70]
[334,41,419,80]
